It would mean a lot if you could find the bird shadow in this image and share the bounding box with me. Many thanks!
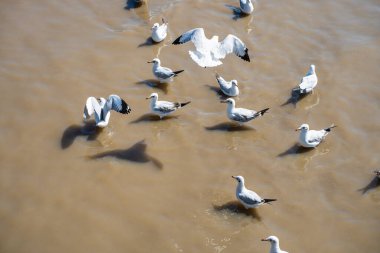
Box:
[281,89,309,107]
[213,201,262,220]
[130,113,178,124]
[60,120,103,149]
[124,0,145,10]
[138,37,158,47]
[358,174,380,194]
[277,143,314,157]
[204,84,229,99]
[136,79,168,94]
[205,122,254,132]
[225,4,249,21]
[88,140,163,169]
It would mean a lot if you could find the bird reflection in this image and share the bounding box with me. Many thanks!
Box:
[61,120,103,149]
[224,5,250,21]
[277,143,314,157]
[213,201,261,220]
[205,122,254,132]
[136,79,168,94]
[358,171,380,194]
[130,113,178,123]
[89,140,163,169]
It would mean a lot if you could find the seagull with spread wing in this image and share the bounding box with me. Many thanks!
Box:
[172,28,250,67]
[83,95,131,128]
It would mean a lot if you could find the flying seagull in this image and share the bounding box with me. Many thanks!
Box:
[221,98,269,125]
[261,236,288,253]
[172,28,250,67]
[293,64,318,94]
[215,73,239,97]
[232,175,277,209]
[146,93,190,119]
[83,95,131,128]
[296,123,336,148]
[147,58,184,83]
[151,18,168,43]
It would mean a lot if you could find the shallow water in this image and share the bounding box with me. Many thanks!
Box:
[0,0,379,252]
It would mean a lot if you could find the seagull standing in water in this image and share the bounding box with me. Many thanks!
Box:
[146,93,191,119]
[240,0,254,14]
[147,58,184,83]
[151,18,168,43]
[215,73,239,97]
[293,64,318,94]
[172,28,250,67]
[261,236,288,253]
[83,95,131,128]
[232,175,277,209]
[221,98,269,125]
[296,123,336,148]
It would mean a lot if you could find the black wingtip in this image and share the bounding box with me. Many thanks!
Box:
[258,108,270,116]
[172,36,183,45]
[120,99,132,114]
[263,198,277,203]
[173,70,184,76]
[180,101,191,107]
[240,48,250,62]
[325,124,337,132]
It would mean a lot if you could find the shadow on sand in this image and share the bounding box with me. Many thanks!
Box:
[88,140,163,169]
[124,0,145,10]
[136,79,169,94]
[138,37,159,47]
[358,173,380,194]
[277,143,314,157]
[281,90,310,107]
[61,120,103,149]
[225,4,250,21]
[205,84,230,100]
[130,113,178,124]
[205,122,254,132]
[213,201,262,220]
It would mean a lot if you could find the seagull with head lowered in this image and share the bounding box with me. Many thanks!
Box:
[172,28,250,67]
[293,64,317,94]
[221,98,269,125]
[296,123,336,148]
[232,175,277,209]
[215,73,239,97]
[147,58,184,83]
[83,95,131,128]
[240,0,254,14]
[146,93,190,119]
[261,236,288,253]
[151,18,168,43]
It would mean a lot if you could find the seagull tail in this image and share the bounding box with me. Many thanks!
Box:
[324,124,337,132]
[173,70,184,76]
[263,198,277,204]
[180,101,191,107]
[255,108,270,117]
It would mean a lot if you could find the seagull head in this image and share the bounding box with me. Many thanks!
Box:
[231,80,238,87]
[374,170,380,178]
[261,236,279,244]
[151,23,159,30]
[147,58,160,65]
[232,175,245,185]
[295,123,309,131]
[146,93,158,100]
[220,98,235,105]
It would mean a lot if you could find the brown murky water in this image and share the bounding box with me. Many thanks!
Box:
[1,0,380,252]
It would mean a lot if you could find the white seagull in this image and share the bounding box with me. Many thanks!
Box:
[261,236,288,253]
[151,18,168,43]
[146,93,191,119]
[83,95,131,128]
[232,175,277,209]
[221,98,269,125]
[293,64,318,94]
[147,58,184,83]
[172,28,250,67]
[240,0,254,14]
[296,123,336,148]
[215,73,239,97]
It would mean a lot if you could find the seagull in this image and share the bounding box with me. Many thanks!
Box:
[375,170,380,178]
[240,0,254,14]
[146,93,191,119]
[261,236,288,253]
[221,98,269,125]
[293,64,318,94]
[172,28,250,67]
[147,58,184,83]
[83,95,131,128]
[215,73,239,97]
[232,175,277,209]
[151,18,168,43]
[296,123,336,148]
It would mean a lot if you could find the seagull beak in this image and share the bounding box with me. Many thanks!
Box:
[147,61,153,63]
[295,127,301,131]
[261,239,269,242]
[231,176,237,179]
[220,100,228,103]
[145,96,151,99]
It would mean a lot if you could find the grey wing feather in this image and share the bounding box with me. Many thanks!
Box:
[156,101,177,113]
[155,67,174,79]
[232,108,255,122]
[173,28,206,49]
[238,191,262,205]
[218,35,248,60]
[108,94,131,114]
[84,97,100,119]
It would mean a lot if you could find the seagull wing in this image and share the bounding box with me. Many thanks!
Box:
[231,108,255,122]
[299,74,317,90]
[84,97,101,120]
[216,74,230,90]
[307,130,326,144]
[155,101,178,113]
[238,190,262,206]
[155,66,175,79]
[108,94,131,114]
[172,28,207,50]
[216,34,250,62]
